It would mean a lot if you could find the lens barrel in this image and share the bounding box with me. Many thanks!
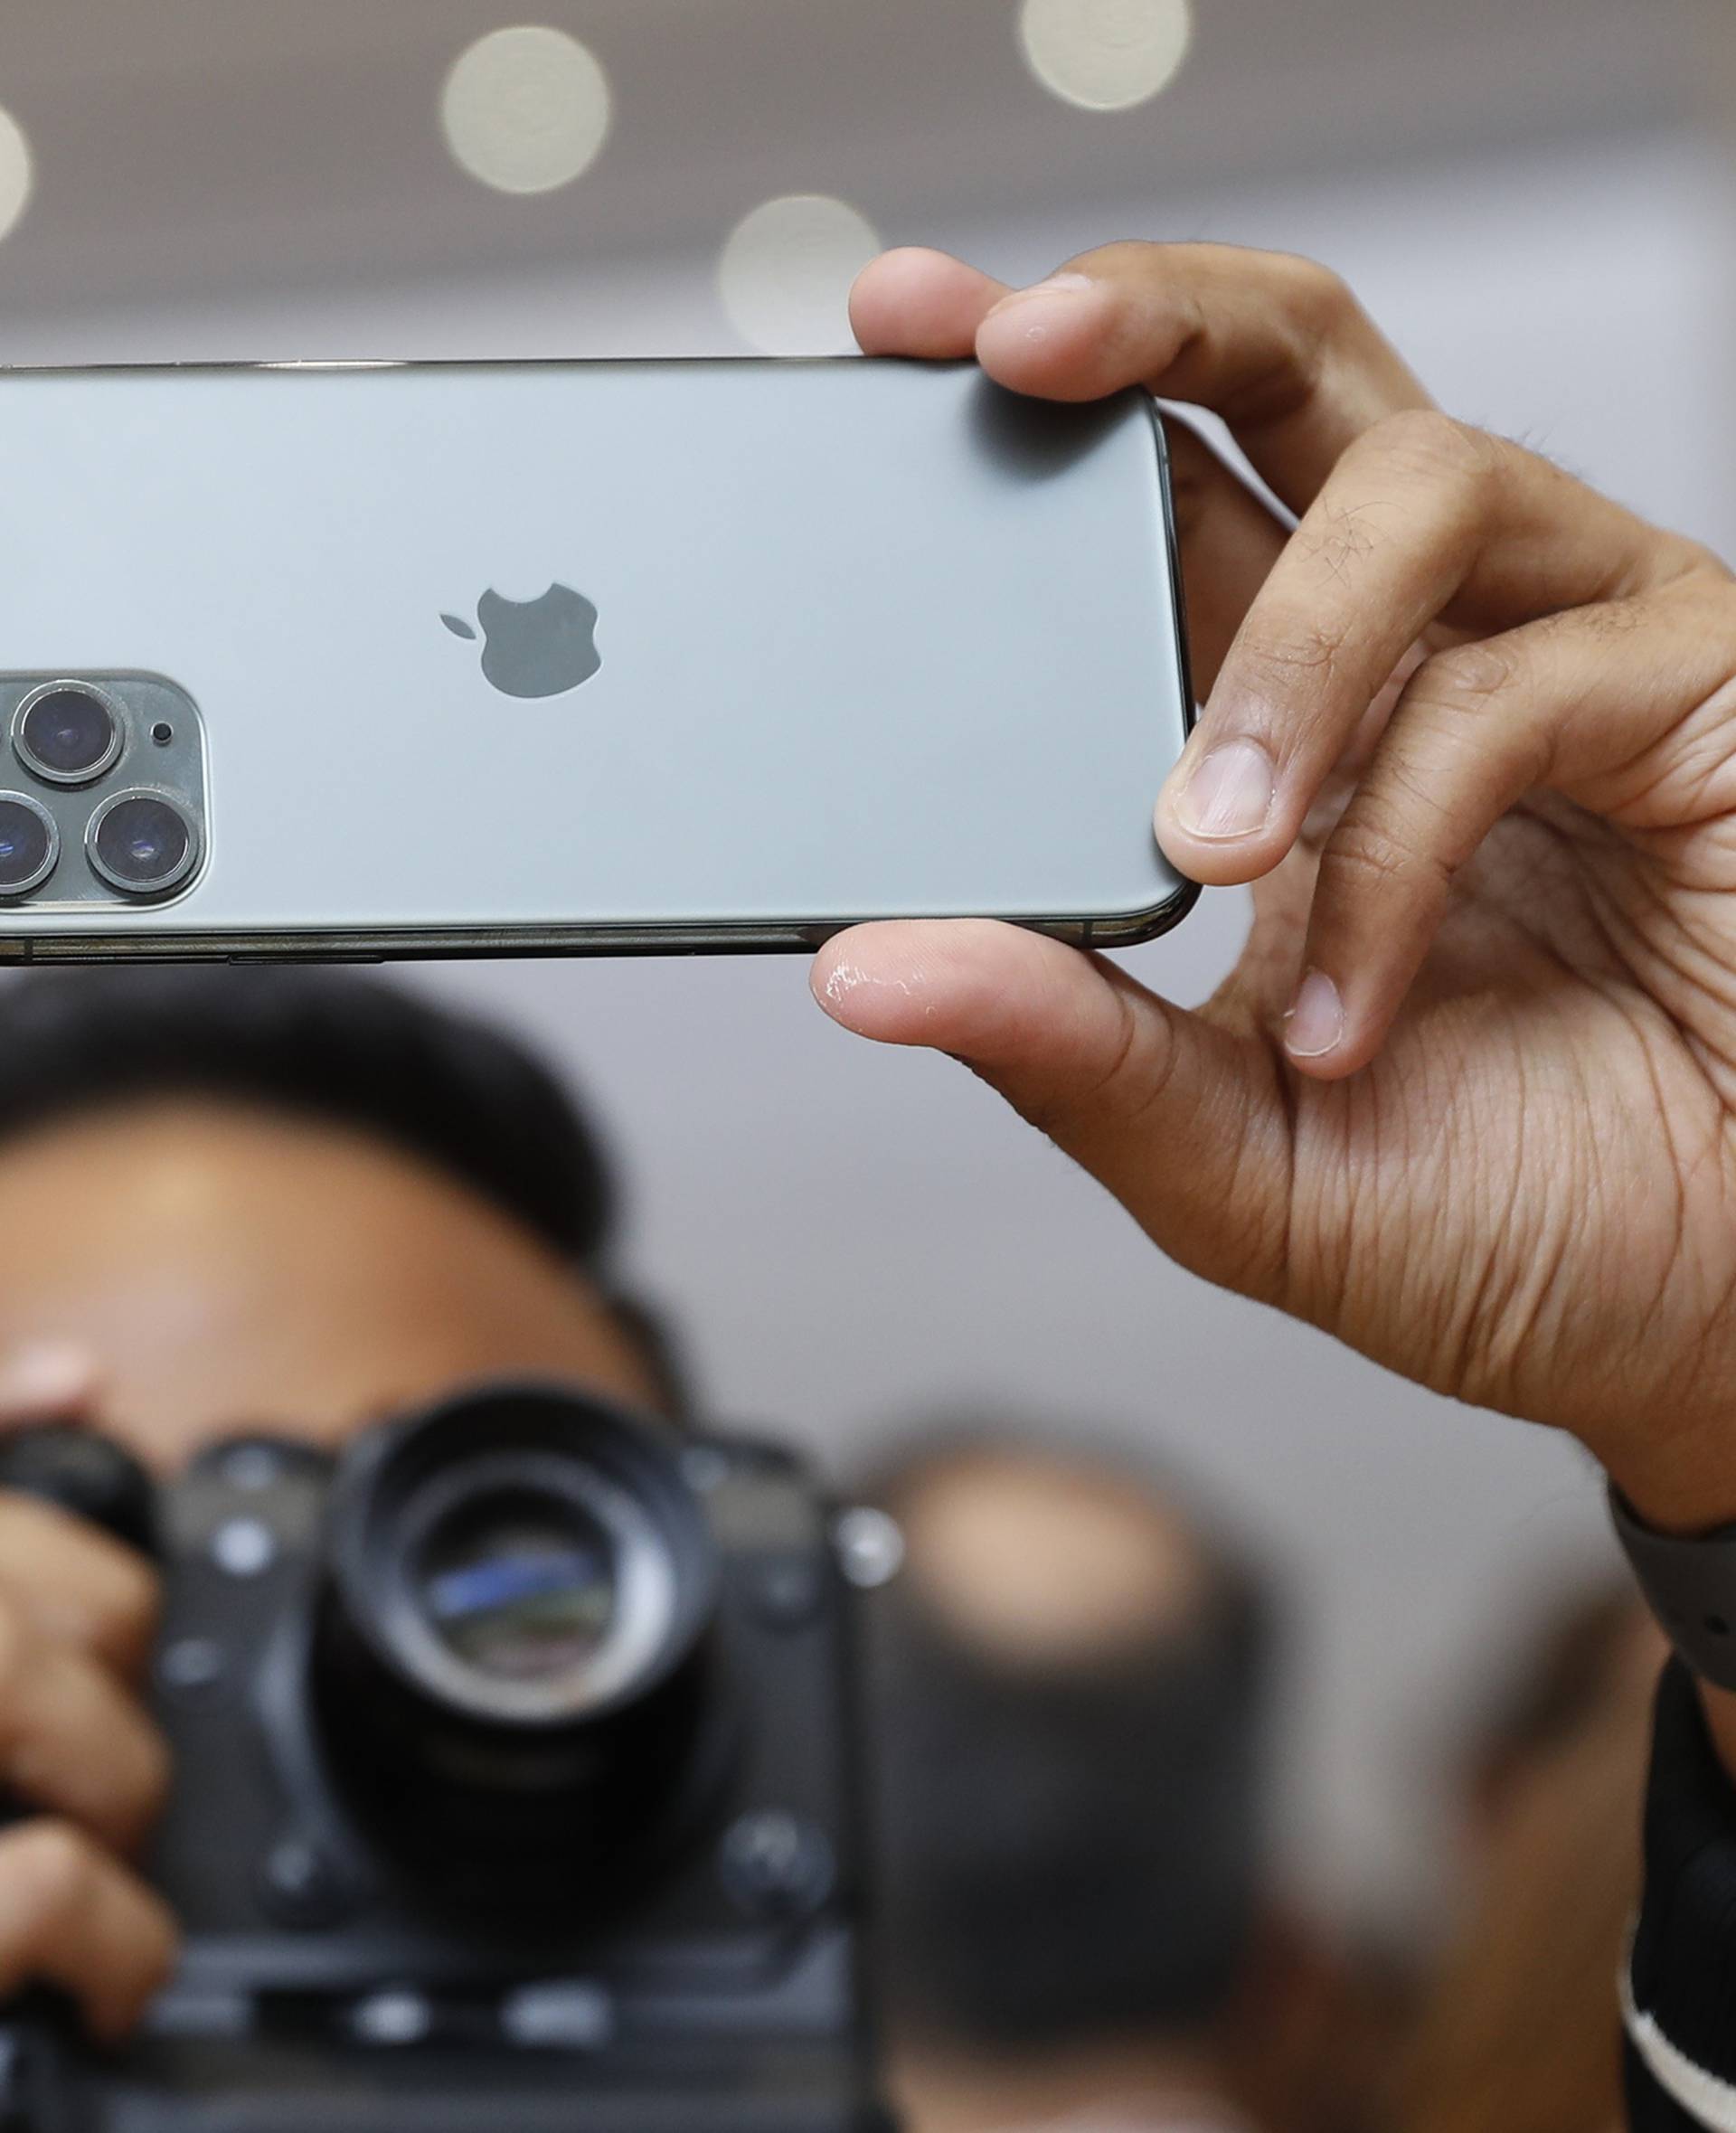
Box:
[86,790,198,898]
[311,1383,723,1892]
[0,793,58,896]
[12,684,124,787]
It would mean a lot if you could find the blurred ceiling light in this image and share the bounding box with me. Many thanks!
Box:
[1019,0,1194,112]
[440,25,611,194]
[0,108,33,245]
[718,194,882,357]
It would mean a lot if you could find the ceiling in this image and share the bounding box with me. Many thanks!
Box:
[0,0,1709,325]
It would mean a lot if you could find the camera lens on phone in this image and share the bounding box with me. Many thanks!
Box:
[0,793,58,897]
[13,684,124,787]
[87,791,197,898]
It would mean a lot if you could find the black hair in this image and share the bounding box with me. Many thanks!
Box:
[0,967,690,1409]
[0,966,617,1262]
[860,1433,1274,2053]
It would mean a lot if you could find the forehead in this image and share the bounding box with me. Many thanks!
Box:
[0,1099,661,1464]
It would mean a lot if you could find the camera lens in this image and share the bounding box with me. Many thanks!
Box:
[14,684,123,786]
[0,794,58,897]
[87,792,197,898]
[313,1385,722,1889]
[418,1492,618,1685]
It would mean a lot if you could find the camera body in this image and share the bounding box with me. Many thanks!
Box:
[0,1385,882,2133]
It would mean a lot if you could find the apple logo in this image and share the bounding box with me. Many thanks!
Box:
[441,583,602,698]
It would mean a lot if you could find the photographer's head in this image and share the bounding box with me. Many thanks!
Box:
[0,968,678,1465]
[864,1436,1274,2133]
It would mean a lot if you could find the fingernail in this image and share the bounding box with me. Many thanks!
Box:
[1175,738,1277,842]
[1284,970,1344,1060]
[0,1342,96,1411]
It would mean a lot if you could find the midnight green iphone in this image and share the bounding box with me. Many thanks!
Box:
[0,356,1194,962]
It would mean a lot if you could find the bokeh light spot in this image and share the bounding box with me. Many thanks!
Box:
[718,194,882,357]
[441,25,611,195]
[1019,0,1193,112]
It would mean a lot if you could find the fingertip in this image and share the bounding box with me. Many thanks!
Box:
[850,245,957,298]
[1282,1043,1363,1083]
[1277,967,1389,1081]
[974,275,1122,399]
[809,921,950,1043]
[849,249,1008,358]
[0,1345,101,1423]
[1153,802,1289,889]
[810,919,1065,1052]
[1154,734,1296,887]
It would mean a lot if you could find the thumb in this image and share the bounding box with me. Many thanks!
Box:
[810,920,1292,1301]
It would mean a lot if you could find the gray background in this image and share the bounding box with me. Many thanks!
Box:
[0,0,1731,1928]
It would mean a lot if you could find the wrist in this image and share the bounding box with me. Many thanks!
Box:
[1606,1466,1736,1784]
[1601,1429,1736,1540]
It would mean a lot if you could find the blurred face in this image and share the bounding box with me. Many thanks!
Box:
[896,1448,1206,1665]
[0,1099,665,1469]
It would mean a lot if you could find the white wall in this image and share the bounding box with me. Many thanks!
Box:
[13,124,1734,1930]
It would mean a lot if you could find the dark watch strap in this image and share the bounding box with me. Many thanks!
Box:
[1611,1483,1736,1692]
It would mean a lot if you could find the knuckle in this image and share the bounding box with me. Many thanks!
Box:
[1408,639,1522,714]
[1241,616,1352,695]
[1322,812,1449,903]
[5,1820,99,1922]
[1647,572,1736,667]
[1358,408,1495,490]
[1014,1000,1173,1147]
[1688,539,1736,586]
[1297,495,1388,584]
[1660,538,1736,593]
[1272,251,1362,335]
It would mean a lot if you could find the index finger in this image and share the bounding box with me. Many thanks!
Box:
[852,242,1433,513]
[0,1347,156,1672]
[0,1496,161,1679]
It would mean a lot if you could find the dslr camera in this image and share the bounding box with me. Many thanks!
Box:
[0,1383,883,2133]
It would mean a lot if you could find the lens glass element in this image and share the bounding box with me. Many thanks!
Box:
[89,793,195,897]
[15,687,121,784]
[418,1492,618,1685]
[0,796,54,894]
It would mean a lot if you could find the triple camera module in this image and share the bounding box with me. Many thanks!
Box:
[0,675,206,907]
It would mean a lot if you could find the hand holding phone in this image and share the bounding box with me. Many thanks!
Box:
[817,238,1736,1542]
